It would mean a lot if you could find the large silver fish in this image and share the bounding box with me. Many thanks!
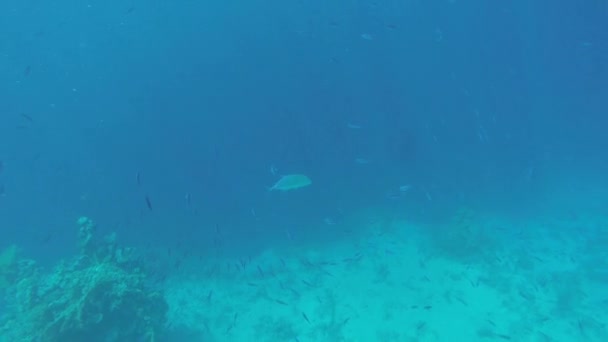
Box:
[269,174,312,191]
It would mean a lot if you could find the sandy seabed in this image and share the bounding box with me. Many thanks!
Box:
[164,212,608,342]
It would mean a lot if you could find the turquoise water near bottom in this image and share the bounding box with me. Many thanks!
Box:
[1,204,606,342]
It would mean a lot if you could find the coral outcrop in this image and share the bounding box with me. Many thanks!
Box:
[0,217,168,342]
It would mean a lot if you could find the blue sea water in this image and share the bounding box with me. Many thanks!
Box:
[1,0,607,341]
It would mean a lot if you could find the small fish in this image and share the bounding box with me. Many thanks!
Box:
[40,231,54,243]
[20,113,34,122]
[434,28,443,42]
[361,33,373,40]
[185,193,191,205]
[285,228,293,241]
[346,123,362,129]
[477,125,488,143]
[302,312,311,324]
[386,192,400,200]
[301,279,315,287]
[135,172,141,186]
[145,195,153,211]
[0,184,5,196]
[323,218,336,225]
[423,189,433,201]
[274,299,289,306]
[24,66,31,76]
[270,165,278,176]
[399,185,411,192]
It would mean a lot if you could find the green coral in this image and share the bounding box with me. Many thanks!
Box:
[0,217,168,342]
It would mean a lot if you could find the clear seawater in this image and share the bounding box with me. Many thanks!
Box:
[1,1,607,341]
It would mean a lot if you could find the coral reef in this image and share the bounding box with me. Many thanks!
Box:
[0,217,168,342]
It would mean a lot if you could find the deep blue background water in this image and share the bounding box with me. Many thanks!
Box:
[1,1,607,262]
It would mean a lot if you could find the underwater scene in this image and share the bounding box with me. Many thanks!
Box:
[1,0,607,341]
